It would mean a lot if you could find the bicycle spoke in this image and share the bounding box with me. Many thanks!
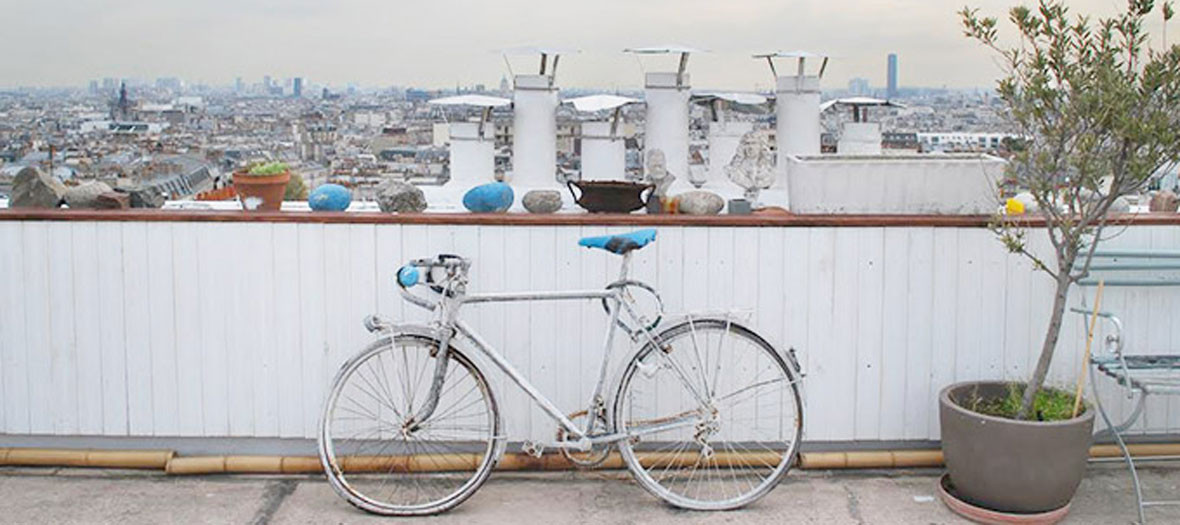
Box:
[616,320,801,510]
[322,336,498,516]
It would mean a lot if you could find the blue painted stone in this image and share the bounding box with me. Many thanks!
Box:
[308,183,351,211]
[462,182,514,213]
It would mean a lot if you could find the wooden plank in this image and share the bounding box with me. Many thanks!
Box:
[500,226,533,440]
[877,228,908,440]
[45,222,79,434]
[95,222,127,435]
[828,228,859,440]
[552,226,585,419]
[903,228,935,440]
[527,227,557,442]
[120,221,153,435]
[0,223,29,433]
[320,223,354,431]
[196,223,231,436]
[953,229,982,384]
[272,223,302,437]
[804,228,836,440]
[146,222,179,435]
[853,228,885,440]
[296,223,327,438]
[0,209,1016,228]
[22,222,54,434]
[72,221,103,435]
[928,228,959,439]
[172,222,204,436]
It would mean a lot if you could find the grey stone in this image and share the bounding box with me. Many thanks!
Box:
[676,190,724,215]
[522,189,562,214]
[376,180,427,213]
[95,192,130,209]
[1150,190,1179,212]
[9,166,66,208]
[63,181,114,209]
[115,185,167,209]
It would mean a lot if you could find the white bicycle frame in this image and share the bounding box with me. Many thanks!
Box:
[386,252,709,449]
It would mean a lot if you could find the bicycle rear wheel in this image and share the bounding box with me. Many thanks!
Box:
[319,334,502,516]
[613,318,802,510]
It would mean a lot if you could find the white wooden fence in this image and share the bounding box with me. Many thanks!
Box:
[1,219,1178,445]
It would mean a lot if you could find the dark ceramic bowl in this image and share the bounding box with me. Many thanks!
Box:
[567,180,655,214]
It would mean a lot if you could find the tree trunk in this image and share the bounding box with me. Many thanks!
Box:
[1017,271,1074,420]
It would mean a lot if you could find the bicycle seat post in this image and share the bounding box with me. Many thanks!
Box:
[618,252,633,281]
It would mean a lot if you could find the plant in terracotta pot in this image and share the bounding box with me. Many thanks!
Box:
[233,161,291,211]
[943,0,1180,516]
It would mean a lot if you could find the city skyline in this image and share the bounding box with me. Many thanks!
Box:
[0,0,1174,91]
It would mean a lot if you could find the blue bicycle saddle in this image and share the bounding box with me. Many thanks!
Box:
[578,229,657,255]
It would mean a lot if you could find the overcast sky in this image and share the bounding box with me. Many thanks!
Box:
[0,0,1168,91]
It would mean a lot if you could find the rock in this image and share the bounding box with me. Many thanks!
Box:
[675,190,724,215]
[522,189,562,214]
[308,183,352,212]
[95,192,130,209]
[9,166,66,208]
[63,181,114,209]
[120,186,166,209]
[1150,190,1179,212]
[375,180,427,213]
[462,182,514,213]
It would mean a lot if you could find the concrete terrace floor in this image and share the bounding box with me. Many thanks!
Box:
[0,464,1176,524]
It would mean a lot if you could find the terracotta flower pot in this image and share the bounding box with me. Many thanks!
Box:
[233,170,290,211]
[939,381,1094,514]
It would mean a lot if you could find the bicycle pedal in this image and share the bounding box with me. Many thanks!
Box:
[522,441,545,458]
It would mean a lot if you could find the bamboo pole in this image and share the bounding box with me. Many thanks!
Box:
[1073,280,1105,418]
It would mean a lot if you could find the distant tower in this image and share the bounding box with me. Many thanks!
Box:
[234,77,244,93]
[111,82,132,121]
[887,54,898,99]
[499,75,510,94]
[293,77,303,98]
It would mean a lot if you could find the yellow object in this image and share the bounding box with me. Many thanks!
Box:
[1074,280,1105,417]
[1006,198,1026,215]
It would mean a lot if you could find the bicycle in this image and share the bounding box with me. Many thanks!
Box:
[318,228,804,515]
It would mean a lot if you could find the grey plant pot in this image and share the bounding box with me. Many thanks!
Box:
[939,381,1094,513]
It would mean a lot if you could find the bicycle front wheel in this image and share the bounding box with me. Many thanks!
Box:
[319,334,502,516]
[613,318,802,510]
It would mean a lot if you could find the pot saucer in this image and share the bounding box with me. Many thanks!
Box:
[937,473,1071,525]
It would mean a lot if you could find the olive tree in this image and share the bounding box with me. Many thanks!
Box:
[961,0,1180,419]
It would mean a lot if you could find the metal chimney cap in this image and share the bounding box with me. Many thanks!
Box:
[690,92,769,106]
[499,46,581,56]
[820,97,906,112]
[752,50,829,59]
[624,45,707,55]
[562,94,641,112]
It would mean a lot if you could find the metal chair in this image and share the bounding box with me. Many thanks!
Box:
[1073,250,1180,523]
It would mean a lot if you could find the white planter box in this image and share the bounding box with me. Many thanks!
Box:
[787,153,1006,214]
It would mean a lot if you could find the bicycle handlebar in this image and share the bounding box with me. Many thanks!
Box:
[396,254,471,311]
